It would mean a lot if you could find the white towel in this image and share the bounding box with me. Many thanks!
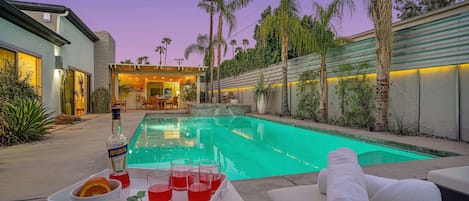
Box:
[318,169,398,198]
[327,148,369,201]
[370,179,442,201]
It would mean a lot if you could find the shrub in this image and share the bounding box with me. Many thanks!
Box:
[181,84,196,102]
[0,99,53,145]
[296,69,319,121]
[1,59,49,146]
[334,63,375,128]
[0,59,39,113]
[91,87,111,113]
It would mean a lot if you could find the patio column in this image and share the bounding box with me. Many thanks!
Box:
[110,66,116,102]
[196,75,201,104]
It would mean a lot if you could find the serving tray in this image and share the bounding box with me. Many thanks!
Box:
[47,168,229,201]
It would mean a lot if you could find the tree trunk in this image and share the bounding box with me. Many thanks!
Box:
[281,33,290,116]
[371,0,392,131]
[209,0,214,103]
[164,44,168,65]
[159,53,162,66]
[319,54,328,122]
[217,13,223,103]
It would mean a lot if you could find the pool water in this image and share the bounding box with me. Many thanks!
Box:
[127,116,435,180]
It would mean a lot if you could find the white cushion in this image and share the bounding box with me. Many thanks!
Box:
[370,179,441,201]
[267,184,326,201]
[428,166,469,194]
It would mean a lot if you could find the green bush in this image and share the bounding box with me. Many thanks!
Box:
[0,60,39,112]
[181,84,196,102]
[296,69,319,121]
[0,59,52,146]
[91,87,111,113]
[334,63,375,128]
[0,99,53,145]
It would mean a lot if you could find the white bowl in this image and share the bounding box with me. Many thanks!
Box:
[70,179,121,201]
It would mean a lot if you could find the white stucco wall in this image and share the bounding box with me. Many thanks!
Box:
[0,18,61,115]
[57,16,94,89]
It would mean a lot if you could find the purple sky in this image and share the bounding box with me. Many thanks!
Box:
[24,0,398,66]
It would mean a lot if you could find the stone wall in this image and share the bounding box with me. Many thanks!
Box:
[188,103,251,116]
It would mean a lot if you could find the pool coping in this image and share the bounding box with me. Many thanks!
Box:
[246,113,460,157]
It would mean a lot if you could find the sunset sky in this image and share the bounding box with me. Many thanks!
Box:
[23,0,398,66]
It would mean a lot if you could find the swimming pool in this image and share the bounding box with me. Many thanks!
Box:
[127,115,435,180]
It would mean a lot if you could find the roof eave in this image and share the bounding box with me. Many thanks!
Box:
[66,11,99,42]
[7,0,99,42]
[1,0,70,46]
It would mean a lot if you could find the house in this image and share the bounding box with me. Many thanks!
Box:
[0,0,115,115]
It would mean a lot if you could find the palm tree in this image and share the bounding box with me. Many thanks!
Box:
[242,38,249,50]
[230,39,237,57]
[185,34,211,60]
[120,59,133,64]
[311,0,354,122]
[137,56,145,64]
[198,0,215,103]
[185,34,227,100]
[259,0,312,116]
[235,46,243,54]
[369,0,393,131]
[154,45,166,66]
[185,34,211,100]
[143,56,150,64]
[214,0,252,102]
[162,37,172,65]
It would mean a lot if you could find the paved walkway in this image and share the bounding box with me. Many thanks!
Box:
[0,110,468,201]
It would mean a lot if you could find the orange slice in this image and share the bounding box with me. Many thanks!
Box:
[78,177,112,197]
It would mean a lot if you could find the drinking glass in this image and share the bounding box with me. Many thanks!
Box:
[171,158,193,191]
[198,160,223,193]
[187,167,212,201]
[147,170,172,201]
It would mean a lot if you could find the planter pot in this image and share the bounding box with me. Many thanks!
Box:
[257,94,267,114]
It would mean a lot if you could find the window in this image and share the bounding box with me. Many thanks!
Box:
[0,48,15,71]
[18,52,42,96]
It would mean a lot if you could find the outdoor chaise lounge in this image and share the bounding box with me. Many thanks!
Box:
[428,166,469,201]
[268,148,442,201]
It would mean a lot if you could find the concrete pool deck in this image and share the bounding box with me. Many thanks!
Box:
[0,110,468,201]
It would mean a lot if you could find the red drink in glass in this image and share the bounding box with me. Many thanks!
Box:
[109,172,130,188]
[171,171,188,191]
[148,184,172,201]
[210,174,223,193]
[188,183,211,201]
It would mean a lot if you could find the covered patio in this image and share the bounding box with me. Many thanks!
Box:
[108,64,207,110]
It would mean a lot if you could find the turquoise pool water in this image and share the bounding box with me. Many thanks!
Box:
[127,116,435,180]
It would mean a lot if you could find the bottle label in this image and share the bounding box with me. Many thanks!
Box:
[108,144,127,173]
[112,108,120,120]
[108,144,127,158]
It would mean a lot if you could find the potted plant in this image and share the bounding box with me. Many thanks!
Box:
[181,83,196,108]
[254,73,272,114]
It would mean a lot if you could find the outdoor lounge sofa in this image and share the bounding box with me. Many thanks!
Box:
[268,148,442,201]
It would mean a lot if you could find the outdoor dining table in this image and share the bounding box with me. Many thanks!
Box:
[47,168,244,201]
